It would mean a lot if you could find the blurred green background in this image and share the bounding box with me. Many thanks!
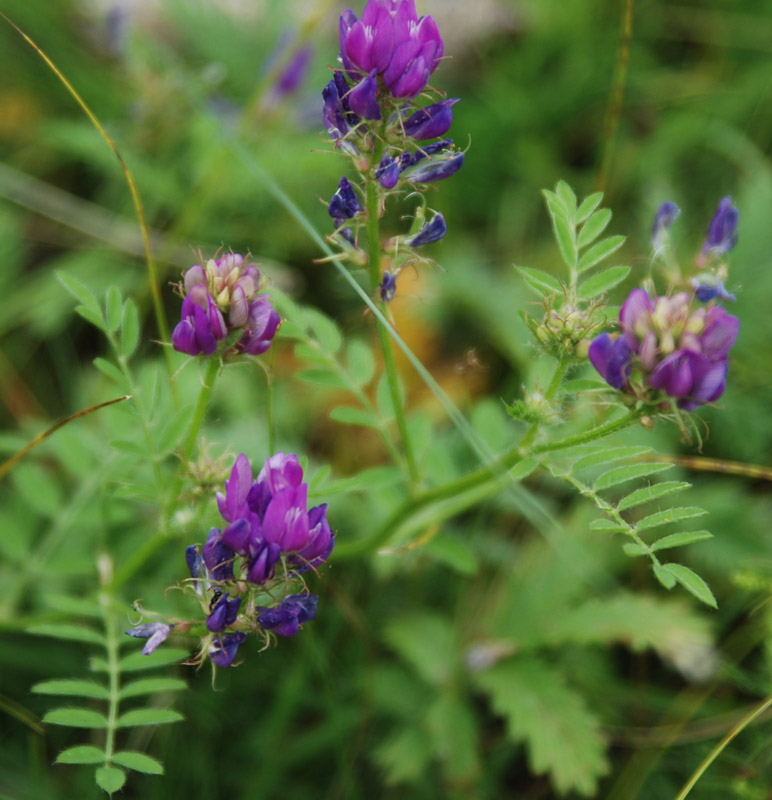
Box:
[1,0,772,798]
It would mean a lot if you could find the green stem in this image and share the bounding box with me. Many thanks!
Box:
[673,693,772,800]
[336,407,641,559]
[266,347,276,455]
[366,178,420,485]
[100,589,120,766]
[181,357,221,462]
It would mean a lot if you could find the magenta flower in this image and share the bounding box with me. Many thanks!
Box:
[339,0,444,98]
[589,288,739,410]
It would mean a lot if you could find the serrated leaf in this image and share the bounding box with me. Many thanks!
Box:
[424,533,479,576]
[544,198,577,270]
[112,751,164,775]
[662,563,717,608]
[578,266,631,299]
[116,708,184,727]
[636,507,708,532]
[121,298,140,358]
[426,695,479,781]
[27,623,105,646]
[57,271,100,312]
[555,181,577,217]
[476,658,609,796]
[75,304,106,332]
[105,286,123,332]
[617,481,691,511]
[572,446,652,472]
[95,766,126,793]
[595,462,672,490]
[575,192,604,224]
[510,457,539,482]
[623,543,649,557]
[347,338,375,386]
[577,209,612,249]
[517,266,563,296]
[652,530,713,552]
[577,235,626,273]
[329,406,379,428]
[372,727,432,785]
[33,680,110,700]
[119,648,188,672]
[384,614,458,687]
[653,563,677,589]
[44,708,108,728]
[295,369,348,389]
[156,404,193,454]
[93,357,128,389]
[120,677,187,700]
[589,519,627,533]
[304,307,342,354]
[56,745,105,765]
[561,378,609,394]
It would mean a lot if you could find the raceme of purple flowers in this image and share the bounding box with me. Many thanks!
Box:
[589,288,739,411]
[171,253,281,357]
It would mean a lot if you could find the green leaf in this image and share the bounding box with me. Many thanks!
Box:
[120,678,187,700]
[424,533,479,576]
[577,235,626,273]
[304,307,342,354]
[578,266,631,299]
[510,457,539,482]
[589,519,627,533]
[517,266,563,296]
[56,745,105,765]
[156,404,193,454]
[75,304,107,332]
[43,594,103,617]
[653,563,677,590]
[112,751,164,775]
[636,507,708,532]
[577,209,612,249]
[623,543,649,557]
[44,708,108,728]
[652,530,713,552]
[105,286,123,332]
[575,192,604,224]
[426,695,479,781]
[110,439,146,456]
[372,727,432,785]
[93,357,128,389]
[594,462,672,490]
[27,623,105,646]
[617,481,691,511]
[33,680,109,700]
[555,180,577,217]
[376,371,405,420]
[121,298,141,359]
[572,445,653,472]
[57,271,100,312]
[561,378,609,394]
[661,563,717,608]
[295,369,348,389]
[476,657,609,796]
[543,196,577,270]
[116,708,184,727]
[355,466,405,490]
[119,648,188,672]
[294,341,328,364]
[329,406,379,428]
[95,766,126,793]
[347,338,375,386]
[384,613,458,687]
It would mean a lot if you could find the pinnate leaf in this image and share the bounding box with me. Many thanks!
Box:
[119,647,188,672]
[577,208,612,248]
[572,446,652,472]
[651,530,713,552]
[577,235,625,273]
[595,462,672,490]
[617,481,691,510]
[578,266,631,299]
[347,338,375,386]
[329,406,378,428]
[27,623,105,646]
[636,506,707,532]
[116,708,184,727]
[95,766,126,793]
[112,751,164,775]
[44,708,108,728]
[120,677,187,700]
[33,679,109,700]
[121,298,141,358]
[56,745,105,764]
[575,192,604,223]
[517,266,563,296]
[661,563,717,608]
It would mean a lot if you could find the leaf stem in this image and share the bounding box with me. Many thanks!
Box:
[366,177,420,485]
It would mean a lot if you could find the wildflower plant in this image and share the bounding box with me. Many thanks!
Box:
[3,1,767,799]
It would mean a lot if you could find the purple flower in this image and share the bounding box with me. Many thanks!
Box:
[203,528,235,582]
[275,45,312,96]
[702,196,739,256]
[339,0,444,98]
[233,296,282,356]
[402,149,464,183]
[126,623,174,655]
[651,201,680,251]
[379,270,397,302]
[347,69,382,120]
[588,288,739,409]
[403,99,457,139]
[258,593,318,637]
[376,153,401,189]
[209,632,247,668]
[171,289,227,356]
[405,211,446,246]
[206,592,242,633]
[329,176,362,228]
[322,78,351,139]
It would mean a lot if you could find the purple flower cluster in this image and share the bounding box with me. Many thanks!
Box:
[171,253,281,357]
[339,0,444,98]
[589,289,739,411]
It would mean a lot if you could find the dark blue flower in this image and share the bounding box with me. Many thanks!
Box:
[258,593,318,637]
[203,528,235,582]
[329,177,362,228]
[206,592,242,633]
[376,154,401,189]
[651,201,680,251]
[403,149,464,183]
[691,278,736,303]
[588,333,633,390]
[403,99,457,140]
[406,212,446,246]
[702,196,739,256]
[379,270,397,302]
[209,632,247,668]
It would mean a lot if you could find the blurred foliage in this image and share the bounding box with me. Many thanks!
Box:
[2,0,772,798]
